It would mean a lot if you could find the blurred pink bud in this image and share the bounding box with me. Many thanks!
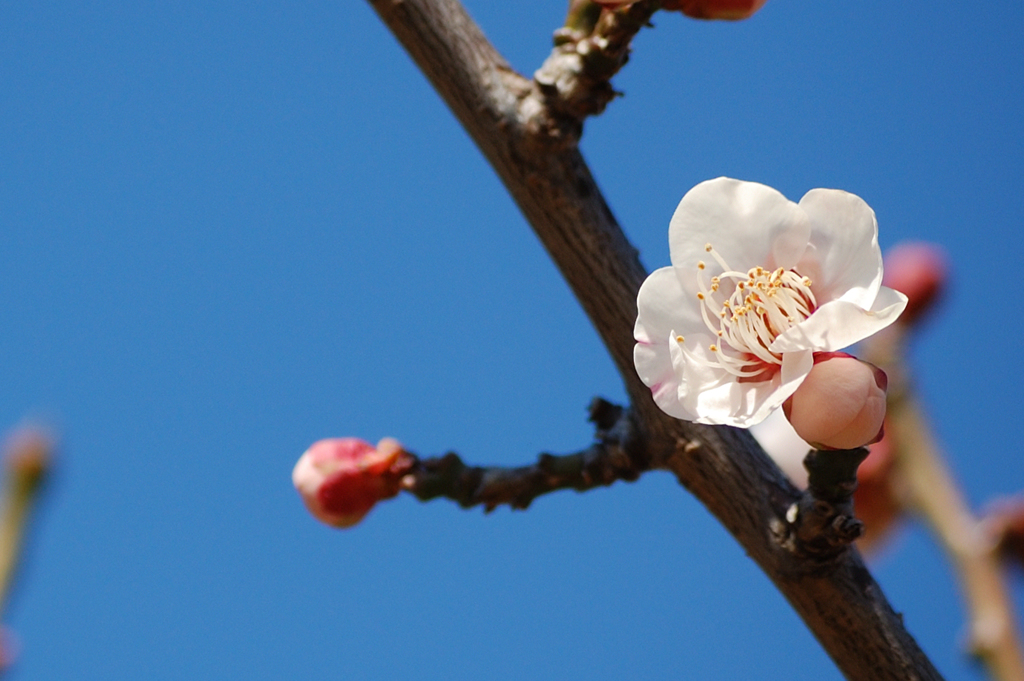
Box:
[664,0,767,20]
[3,428,52,495]
[292,437,414,528]
[0,626,19,671]
[882,241,948,326]
[852,431,901,546]
[783,352,887,451]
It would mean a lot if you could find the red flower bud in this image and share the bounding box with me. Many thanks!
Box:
[783,352,887,451]
[292,438,413,528]
[882,241,948,326]
[663,0,767,20]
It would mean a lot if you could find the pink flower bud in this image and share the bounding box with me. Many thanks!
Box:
[783,352,887,451]
[292,437,414,528]
[881,241,948,326]
[664,0,767,20]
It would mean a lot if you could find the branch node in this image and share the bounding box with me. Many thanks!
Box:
[776,447,870,568]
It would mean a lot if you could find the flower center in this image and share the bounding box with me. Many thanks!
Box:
[677,243,816,378]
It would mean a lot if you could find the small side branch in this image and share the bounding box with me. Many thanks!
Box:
[403,398,647,512]
[775,448,869,568]
[536,1,660,125]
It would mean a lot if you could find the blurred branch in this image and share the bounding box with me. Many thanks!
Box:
[0,428,51,616]
[865,320,1024,681]
[403,398,647,510]
[891,395,1024,680]
[363,0,943,678]
[0,426,53,674]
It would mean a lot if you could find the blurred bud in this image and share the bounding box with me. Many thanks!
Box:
[851,431,901,550]
[663,0,767,20]
[3,428,52,499]
[292,438,414,529]
[882,241,948,326]
[783,352,887,451]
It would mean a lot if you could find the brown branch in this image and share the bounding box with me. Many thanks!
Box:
[539,2,659,122]
[363,0,944,678]
[775,448,869,567]
[403,398,647,511]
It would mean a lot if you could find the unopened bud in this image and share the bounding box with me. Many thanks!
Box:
[882,241,948,326]
[663,0,767,20]
[783,352,887,451]
[292,438,414,529]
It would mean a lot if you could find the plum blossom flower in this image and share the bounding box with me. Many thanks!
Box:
[634,177,907,427]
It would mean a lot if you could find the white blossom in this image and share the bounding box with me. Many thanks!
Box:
[634,177,906,427]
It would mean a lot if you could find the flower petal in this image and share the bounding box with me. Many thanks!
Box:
[635,267,709,419]
[796,188,884,307]
[690,349,813,427]
[750,409,811,488]
[667,332,727,419]
[634,267,704,345]
[769,286,908,353]
[669,178,811,277]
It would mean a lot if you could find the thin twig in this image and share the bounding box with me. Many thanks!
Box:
[403,398,647,511]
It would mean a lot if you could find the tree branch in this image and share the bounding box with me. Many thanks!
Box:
[403,398,647,511]
[363,0,944,677]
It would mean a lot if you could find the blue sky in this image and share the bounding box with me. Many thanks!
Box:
[1,1,1022,679]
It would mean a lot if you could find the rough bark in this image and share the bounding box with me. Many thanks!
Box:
[364,0,944,677]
